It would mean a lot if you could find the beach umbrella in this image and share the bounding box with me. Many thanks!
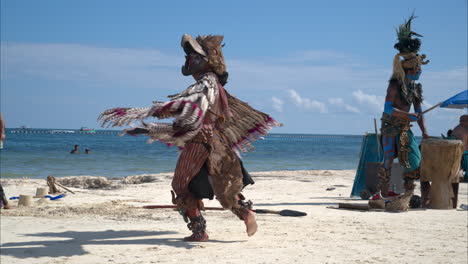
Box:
[422,90,468,114]
[440,90,468,109]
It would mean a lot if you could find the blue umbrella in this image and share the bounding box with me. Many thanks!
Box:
[423,90,468,114]
[440,90,468,109]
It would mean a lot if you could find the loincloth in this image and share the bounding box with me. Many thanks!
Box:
[381,113,421,171]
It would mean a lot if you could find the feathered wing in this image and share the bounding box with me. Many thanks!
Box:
[97,74,218,147]
[223,92,280,153]
[98,74,280,150]
[98,106,156,128]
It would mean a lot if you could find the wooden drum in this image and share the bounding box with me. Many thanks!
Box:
[421,138,464,209]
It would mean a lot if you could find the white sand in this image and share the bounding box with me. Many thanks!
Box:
[1,170,467,264]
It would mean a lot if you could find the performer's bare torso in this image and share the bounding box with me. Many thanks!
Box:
[387,84,412,112]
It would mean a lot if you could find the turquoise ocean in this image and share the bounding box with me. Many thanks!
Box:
[0,129,365,179]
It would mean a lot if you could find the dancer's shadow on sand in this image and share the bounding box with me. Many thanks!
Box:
[1,229,239,259]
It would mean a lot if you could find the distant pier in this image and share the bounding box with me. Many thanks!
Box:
[9,129,120,135]
[7,129,362,141]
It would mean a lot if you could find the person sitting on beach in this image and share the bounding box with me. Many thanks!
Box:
[70,145,79,154]
[99,34,279,242]
[377,15,430,204]
[451,115,468,182]
[444,129,453,139]
[451,115,468,150]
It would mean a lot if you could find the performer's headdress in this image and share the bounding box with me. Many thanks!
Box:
[181,34,227,81]
[392,14,430,94]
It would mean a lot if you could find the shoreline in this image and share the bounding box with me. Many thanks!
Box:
[0,169,357,180]
[1,169,467,264]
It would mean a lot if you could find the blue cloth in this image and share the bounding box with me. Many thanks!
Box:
[9,194,66,200]
[407,70,422,81]
[351,133,383,197]
[44,194,66,200]
[384,101,394,115]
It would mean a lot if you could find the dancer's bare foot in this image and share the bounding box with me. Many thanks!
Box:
[244,210,257,237]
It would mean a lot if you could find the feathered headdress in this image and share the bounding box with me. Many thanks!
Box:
[181,34,226,76]
[196,35,226,76]
[392,14,430,97]
[394,14,422,54]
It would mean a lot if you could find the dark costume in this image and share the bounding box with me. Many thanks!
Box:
[99,34,279,241]
[377,15,430,197]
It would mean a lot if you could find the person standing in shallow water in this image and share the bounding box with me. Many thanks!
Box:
[377,15,430,200]
[99,34,279,241]
[0,113,10,209]
[70,145,79,154]
[0,112,5,150]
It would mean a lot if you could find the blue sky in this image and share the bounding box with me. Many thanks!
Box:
[1,0,467,135]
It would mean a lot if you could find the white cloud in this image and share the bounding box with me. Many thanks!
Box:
[352,90,384,114]
[288,89,327,113]
[425,67,468,83]
[328,98,360,113]
[0,42,182,89]
[423,100,461,115]
[422,100,434,108]
[271,97,284,112]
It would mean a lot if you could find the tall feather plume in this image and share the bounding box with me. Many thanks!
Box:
[394,13,422,54]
